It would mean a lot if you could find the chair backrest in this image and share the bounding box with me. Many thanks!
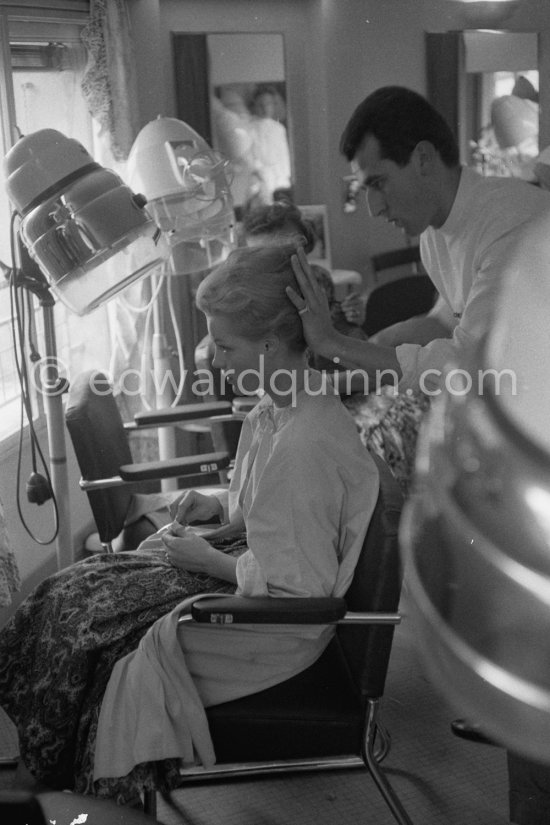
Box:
[371,244,421,277]
[363,274,437,336]
[338,454,404,698]
[65,370,135,543]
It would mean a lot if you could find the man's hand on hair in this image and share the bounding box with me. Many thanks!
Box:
[287,246,336,352]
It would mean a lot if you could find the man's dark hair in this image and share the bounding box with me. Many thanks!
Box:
[340,86,459,168]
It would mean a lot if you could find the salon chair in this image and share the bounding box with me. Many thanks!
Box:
[371,245,423,283]
[145,455,414,825]
[65,369,233,552]
[364,245,436,335]
[362,274,437,336]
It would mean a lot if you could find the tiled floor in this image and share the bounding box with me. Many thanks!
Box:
[0,595,511,825]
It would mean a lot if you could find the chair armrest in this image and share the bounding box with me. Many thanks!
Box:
[132,401,233,428]
[189,595,347,625]
[119,451,229,482]
[232,397,260,416]
[182,595,402,627]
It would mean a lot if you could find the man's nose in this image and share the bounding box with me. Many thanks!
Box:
[212,349,224,369]
[366,189,386,218]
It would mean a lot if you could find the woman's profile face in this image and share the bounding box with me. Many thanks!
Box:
[208,313,267,395]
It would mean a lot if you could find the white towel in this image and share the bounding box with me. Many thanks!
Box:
[94,595,215,781]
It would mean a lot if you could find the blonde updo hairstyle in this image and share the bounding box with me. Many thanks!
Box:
[196,245,307,354]
[241,202,317,254]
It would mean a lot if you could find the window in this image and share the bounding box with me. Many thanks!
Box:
[0,4,114,443]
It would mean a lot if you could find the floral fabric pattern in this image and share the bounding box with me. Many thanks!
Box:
[343,389,430,494]
[0,537,246,802]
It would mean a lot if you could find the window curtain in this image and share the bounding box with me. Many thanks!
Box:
[0,496,20,607]
[80,0,139,161]
[80,0,156,425]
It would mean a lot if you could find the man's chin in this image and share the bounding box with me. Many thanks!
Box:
[398,221,424,237]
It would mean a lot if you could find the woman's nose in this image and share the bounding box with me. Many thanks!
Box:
[212,349,224,370]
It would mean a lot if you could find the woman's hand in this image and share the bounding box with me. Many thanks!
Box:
[162,524,217,573]
[169,490,223,527]
[341,292,365,326]
[287,246,336,353]
[162,523,238,583]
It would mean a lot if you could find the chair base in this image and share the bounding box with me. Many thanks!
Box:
[175,714,389,781]
[364,699,414,825]
[145,756,412,825]
[144,706,413,825]
[178,753,366,782]
[142,761,367,822]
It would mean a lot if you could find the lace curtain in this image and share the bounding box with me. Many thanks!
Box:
[80,0,160,434]
[0,497,21,607]
[81,0,139,161]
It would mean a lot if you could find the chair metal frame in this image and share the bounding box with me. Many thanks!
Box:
[172,602,409,825]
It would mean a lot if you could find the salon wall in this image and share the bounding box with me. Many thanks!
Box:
[129,0,550,280]
[0,429,94,627]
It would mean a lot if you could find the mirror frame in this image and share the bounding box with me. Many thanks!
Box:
[172,31,293,207]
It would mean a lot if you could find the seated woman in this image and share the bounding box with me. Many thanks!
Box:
[0,245,379,804]
[193,202,367,457]
[241,205,430,492]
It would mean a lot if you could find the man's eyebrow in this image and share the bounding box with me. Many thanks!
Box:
[362,174,383,188]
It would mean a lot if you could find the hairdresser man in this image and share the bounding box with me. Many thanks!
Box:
[289,86,550,825]
[288,85,550,395]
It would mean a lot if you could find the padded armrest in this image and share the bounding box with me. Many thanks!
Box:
[189,595,347,625]
[133,401,233,427]
[119,451,229,482]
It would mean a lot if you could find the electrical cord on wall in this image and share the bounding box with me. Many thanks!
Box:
[139,265,187,410]
[3,212,59,544]
[166,269,186,403]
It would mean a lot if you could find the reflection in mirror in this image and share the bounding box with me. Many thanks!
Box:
[173,32,292,214]
[426,30,539,181]
[465,31,539,179]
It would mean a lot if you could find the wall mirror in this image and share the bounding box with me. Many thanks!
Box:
[173,32,292,212]
[426,30,539,179]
